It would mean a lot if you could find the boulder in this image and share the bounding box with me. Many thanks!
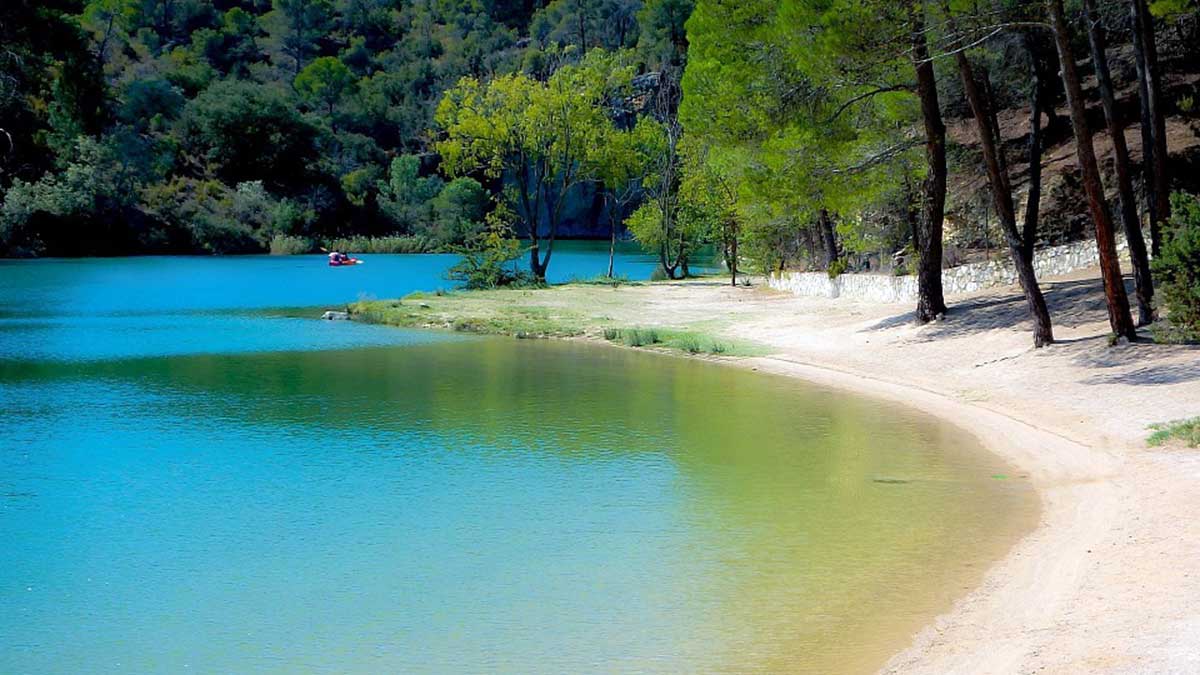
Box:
[321,310,350,321]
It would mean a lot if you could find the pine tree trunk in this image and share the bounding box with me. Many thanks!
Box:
[954,47,1054,347]
[1129,0,1169,256]
[818,208,838,268]
[1021,33,1045,262]
[1137,0,1171,243]
[1084,0,1155,325]
[729,234,738,287]
[1049,0,1138,341]
[1129,0,1159,256]
[908,0,947,323]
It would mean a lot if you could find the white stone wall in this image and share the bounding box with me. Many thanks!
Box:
[769,236,1145,302]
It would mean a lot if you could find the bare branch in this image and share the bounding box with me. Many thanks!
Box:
[824,84,913,124]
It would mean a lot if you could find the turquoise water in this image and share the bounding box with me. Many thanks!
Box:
[0,247,1033,673]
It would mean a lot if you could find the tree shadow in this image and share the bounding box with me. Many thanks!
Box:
[1080,362,1200,386]
[864,276,1113,338]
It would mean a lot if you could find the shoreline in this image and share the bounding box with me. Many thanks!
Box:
[348,270,1200,673]
[744,354,1114,674]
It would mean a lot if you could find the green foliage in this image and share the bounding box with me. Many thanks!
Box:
[681,0,921,273]
[141,177,279,254]
[176,79,318,188]
[626,189,706,279]
[324,235,432,254]
[827,259,849,279]
[1147,417,1200,447]
[294,56,356,116]
[429,177,489,244]
[376,155,444,231]
[269,234,313,255]
[437,49,634,277]
[446,206,528,289]
[1150,0,1198,18]
[1151,193,1200,342]
[638,0,694,67]
[1,135,155,255]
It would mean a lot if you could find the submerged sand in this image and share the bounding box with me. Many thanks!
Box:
[659,271,1200,674]
[369,266,1199,673]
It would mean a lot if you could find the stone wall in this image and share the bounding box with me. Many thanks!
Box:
[768,236,1144,302]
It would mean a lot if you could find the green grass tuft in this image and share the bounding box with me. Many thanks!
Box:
[622,328,660,347]
[1147,417,1200,448]
[678,335,703,354]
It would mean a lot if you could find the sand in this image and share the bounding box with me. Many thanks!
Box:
[422,267,1200,673]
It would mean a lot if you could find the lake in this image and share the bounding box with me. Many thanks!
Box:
[0,245,1035,673]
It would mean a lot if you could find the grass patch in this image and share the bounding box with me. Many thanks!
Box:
[349,295,588,338]
[1148,417,1200,448]
[603,326,761,357]
[567,274,641,288]
[348,283,771,357]
[678,335,703,354]
[622,328,660,347]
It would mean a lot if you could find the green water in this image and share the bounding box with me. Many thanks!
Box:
[0,254,1034,673]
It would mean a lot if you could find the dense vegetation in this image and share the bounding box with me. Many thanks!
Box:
[0,0,687,257]
[2,0,1198,339]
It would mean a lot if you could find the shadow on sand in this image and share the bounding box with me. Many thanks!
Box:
[864,277,1115,338]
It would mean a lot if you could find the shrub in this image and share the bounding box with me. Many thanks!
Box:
[445,207,528,289]
[269,234,312,255]
[1152,193,1200,342]
[602,328,623,341]
[827,258,849,279]
[649,266,669,282]
[325,234,432,254]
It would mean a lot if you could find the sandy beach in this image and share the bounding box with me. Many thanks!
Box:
[358,266,1200,673]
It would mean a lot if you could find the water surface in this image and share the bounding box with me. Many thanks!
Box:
[0,249,1034,673]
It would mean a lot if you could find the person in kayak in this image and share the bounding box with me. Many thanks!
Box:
[329,251,351,265]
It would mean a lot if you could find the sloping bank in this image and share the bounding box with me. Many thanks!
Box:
[347,276,1200,673]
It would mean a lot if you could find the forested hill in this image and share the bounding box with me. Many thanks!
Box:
[0,0,688,256]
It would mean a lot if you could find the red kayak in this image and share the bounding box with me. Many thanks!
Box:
[328,257,362,267]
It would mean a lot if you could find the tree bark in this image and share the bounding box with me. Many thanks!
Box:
[1083,0,1155,325]
[953,43,1054,347]
[1048,0,1137,341]
[908,0,947,323]
[1130,0,1170,256]
[728,232,738,286]
[1021,33,1045,262]
[818,208,838,268]
[1129,0,1159,256]
[607,211,617,278]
